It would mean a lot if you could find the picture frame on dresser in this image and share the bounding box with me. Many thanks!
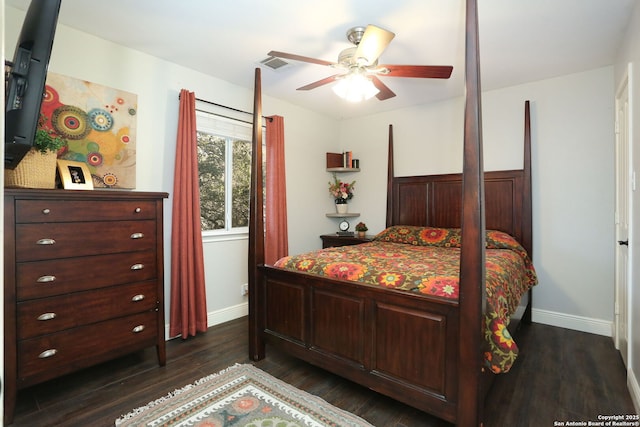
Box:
[56,159,94,190]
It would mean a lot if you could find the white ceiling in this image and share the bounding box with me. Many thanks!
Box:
[6,0,636,119]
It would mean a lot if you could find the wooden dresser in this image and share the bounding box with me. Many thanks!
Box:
[3,189,168,425]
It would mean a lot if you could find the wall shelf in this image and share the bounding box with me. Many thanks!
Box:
[327,167,360,173]
[326,213,360,218]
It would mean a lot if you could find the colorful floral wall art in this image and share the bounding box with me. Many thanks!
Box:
[39,72,137,188]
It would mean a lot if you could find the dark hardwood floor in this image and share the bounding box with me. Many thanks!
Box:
[10,317,636,426]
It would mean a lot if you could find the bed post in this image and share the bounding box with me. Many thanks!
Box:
[522,100,533,257]
[458,0,485,425]
[248,68,266,361]
[386,124,394,228]
[522,100,533,324]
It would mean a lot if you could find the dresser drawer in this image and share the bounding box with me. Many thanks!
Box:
[18,311,158,387]
[17,251,157,300]
[15,200,157,223]
[16,220,157,262]
[17,281,159,340]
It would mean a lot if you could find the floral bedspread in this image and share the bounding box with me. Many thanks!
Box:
[274,226,538,373]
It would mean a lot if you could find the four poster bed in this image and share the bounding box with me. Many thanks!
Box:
[248,1,536,425]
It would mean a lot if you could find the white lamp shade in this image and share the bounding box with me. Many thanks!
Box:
[332,73,379,102]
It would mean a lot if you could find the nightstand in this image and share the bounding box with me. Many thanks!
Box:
[320,234,373,248]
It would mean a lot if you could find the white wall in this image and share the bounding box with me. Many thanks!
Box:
[338,67,616,337]
[615,0,640,414]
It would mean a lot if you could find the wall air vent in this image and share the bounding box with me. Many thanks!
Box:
[260,56,291,71]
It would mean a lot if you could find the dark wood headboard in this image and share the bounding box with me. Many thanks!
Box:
[386,101,533,256]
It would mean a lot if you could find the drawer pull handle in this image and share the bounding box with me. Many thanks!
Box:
[36,238,56,245]
[135,207,141,213]
[42,208,51,215]
[130,263,144,271]
[37,312,57,321]
[132,325,145,333]
[130,232,144,239]
[131,294,145,302]
[37,275,56,283]
[38,349,57,359]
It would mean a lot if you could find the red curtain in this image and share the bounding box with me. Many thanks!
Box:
[169,89,208,338]
[265,115,289,265]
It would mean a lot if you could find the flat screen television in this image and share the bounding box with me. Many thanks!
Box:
[4,0,62,169]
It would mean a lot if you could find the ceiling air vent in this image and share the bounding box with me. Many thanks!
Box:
[260,56,291,71]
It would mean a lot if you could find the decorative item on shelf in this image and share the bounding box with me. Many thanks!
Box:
[337,219,354,236]
[326,151,360,170]
[329,173,355,214]
[4,114,65,189]
[326,152,344,169]
[343,151,353,169]
[335,198,349,214]
[355,221,368,238]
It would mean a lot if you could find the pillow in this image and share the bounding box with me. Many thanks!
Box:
[373,225,461,247]
[485,229,521,250]
[374,225,526,252]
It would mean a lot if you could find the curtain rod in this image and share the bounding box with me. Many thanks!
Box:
[180,94,272,122]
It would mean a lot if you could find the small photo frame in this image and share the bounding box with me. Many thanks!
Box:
[56,160,94,190]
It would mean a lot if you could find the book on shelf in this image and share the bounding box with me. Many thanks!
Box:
[343,151,353,169]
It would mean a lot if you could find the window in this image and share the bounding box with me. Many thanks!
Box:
[196,110,252,234]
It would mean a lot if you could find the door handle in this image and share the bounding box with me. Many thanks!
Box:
[618,240,629,246]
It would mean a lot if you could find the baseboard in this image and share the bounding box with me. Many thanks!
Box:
[207,302,248,327]
[165,302,248,339]
[629,368,640,415]
[532,308,612,337]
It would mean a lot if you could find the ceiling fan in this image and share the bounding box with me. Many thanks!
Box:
[267,24,453,101]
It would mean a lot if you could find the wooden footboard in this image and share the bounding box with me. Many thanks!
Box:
[258,263,532,423]
[260,265,461,422]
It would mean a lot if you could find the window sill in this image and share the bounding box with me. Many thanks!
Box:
[202,229,248,243]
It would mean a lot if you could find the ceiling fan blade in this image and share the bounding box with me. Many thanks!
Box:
[378,64,453,79]
[297,74,342,91]
[370,75,396,100]
[354,25,395,65]
[267,50,336,67]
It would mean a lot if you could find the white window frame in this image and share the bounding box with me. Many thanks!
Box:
[196,109,252,241]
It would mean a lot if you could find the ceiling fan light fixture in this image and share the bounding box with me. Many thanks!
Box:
[332,73,379,102]
[268,23,451,103]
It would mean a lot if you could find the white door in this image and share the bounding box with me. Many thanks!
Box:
[614,72,630,367]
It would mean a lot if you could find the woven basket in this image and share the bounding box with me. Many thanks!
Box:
[4,148,57,189]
